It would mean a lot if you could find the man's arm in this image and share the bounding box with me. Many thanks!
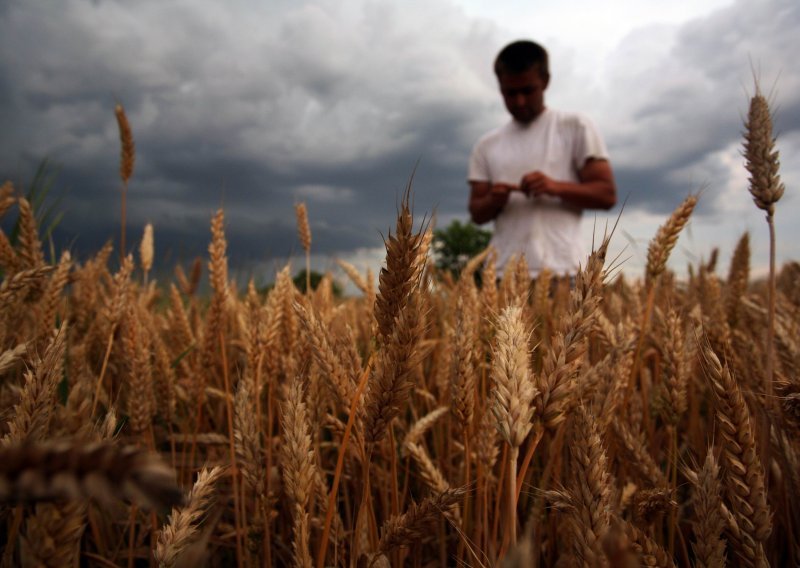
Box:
[468,181,519,224]
[519,158,617,210]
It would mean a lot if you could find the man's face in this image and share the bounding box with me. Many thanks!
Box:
[498,68,549,124]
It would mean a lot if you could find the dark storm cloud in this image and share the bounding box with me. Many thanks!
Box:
[0,0,797,276]
[0,0,500,273]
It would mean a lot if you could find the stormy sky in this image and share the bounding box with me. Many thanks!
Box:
[1,0,797,286]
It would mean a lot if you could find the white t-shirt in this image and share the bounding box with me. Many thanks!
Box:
[468,108,609,278]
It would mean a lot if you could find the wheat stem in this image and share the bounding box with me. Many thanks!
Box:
[316,356,372,568]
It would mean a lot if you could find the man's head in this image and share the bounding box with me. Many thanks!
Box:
[494,40,550,124]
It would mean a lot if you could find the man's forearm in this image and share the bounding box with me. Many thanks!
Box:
[469,190,509,224]
[551,179,616,210]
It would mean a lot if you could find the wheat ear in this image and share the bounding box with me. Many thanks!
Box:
[402,406,449,452]
[281,374,316,567]
[234,373,264,496]
[0,266,53,313]
[115,103,135,259]
[0,440,182,510]
[294,301,356,411]
[363,292,424,446]
[450,289,477,434]
[3,324,67,445]
[377,487,466,555]
[198,209,228,401]
[373,184,424,345]
[704,345,771,567]
[744,89,784,215]
[155,465,226,568]
[337,258,370,295]
[122,303,155,434]
[38,250,72,338]
[0,180,14,217]
[690,448,727,568]
[726,232,750,327]
[0,343,27,376]
[140,222,154,283]
[295,202,312,292]
[490,304,536,546]
[645,195,698,285]
[620,518,677,568]
[16,197,45,273]
[567,406,614,566]
[20,501,87,568]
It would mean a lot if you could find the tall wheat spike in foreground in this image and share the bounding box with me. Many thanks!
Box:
[744,86,785,407]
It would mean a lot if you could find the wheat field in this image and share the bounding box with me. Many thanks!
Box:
[0,93,797,567]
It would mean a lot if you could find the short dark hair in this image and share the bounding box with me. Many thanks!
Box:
[494,40,549,80]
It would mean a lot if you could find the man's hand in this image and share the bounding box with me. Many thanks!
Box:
[469,181,520,224]
[520,171,560,197]
[517,160,617,210]
[490,182,519,199]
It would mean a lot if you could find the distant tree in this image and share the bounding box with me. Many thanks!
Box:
[432,220,492,279]
[292,269,343,297]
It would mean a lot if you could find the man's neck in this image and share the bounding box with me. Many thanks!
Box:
[513,106,547,126]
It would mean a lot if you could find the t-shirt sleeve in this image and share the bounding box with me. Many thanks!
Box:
[572,115,610,170]
[468,139,491,182]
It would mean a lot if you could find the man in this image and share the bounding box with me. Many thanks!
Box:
[468,40,617,279]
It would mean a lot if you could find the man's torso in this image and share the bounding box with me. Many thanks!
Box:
[469,108,607,277]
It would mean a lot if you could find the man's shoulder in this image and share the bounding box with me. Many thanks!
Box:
[474,121,514,148]
[546,108,595,130]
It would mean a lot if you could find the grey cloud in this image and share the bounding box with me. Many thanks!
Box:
[599,0,799,214]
